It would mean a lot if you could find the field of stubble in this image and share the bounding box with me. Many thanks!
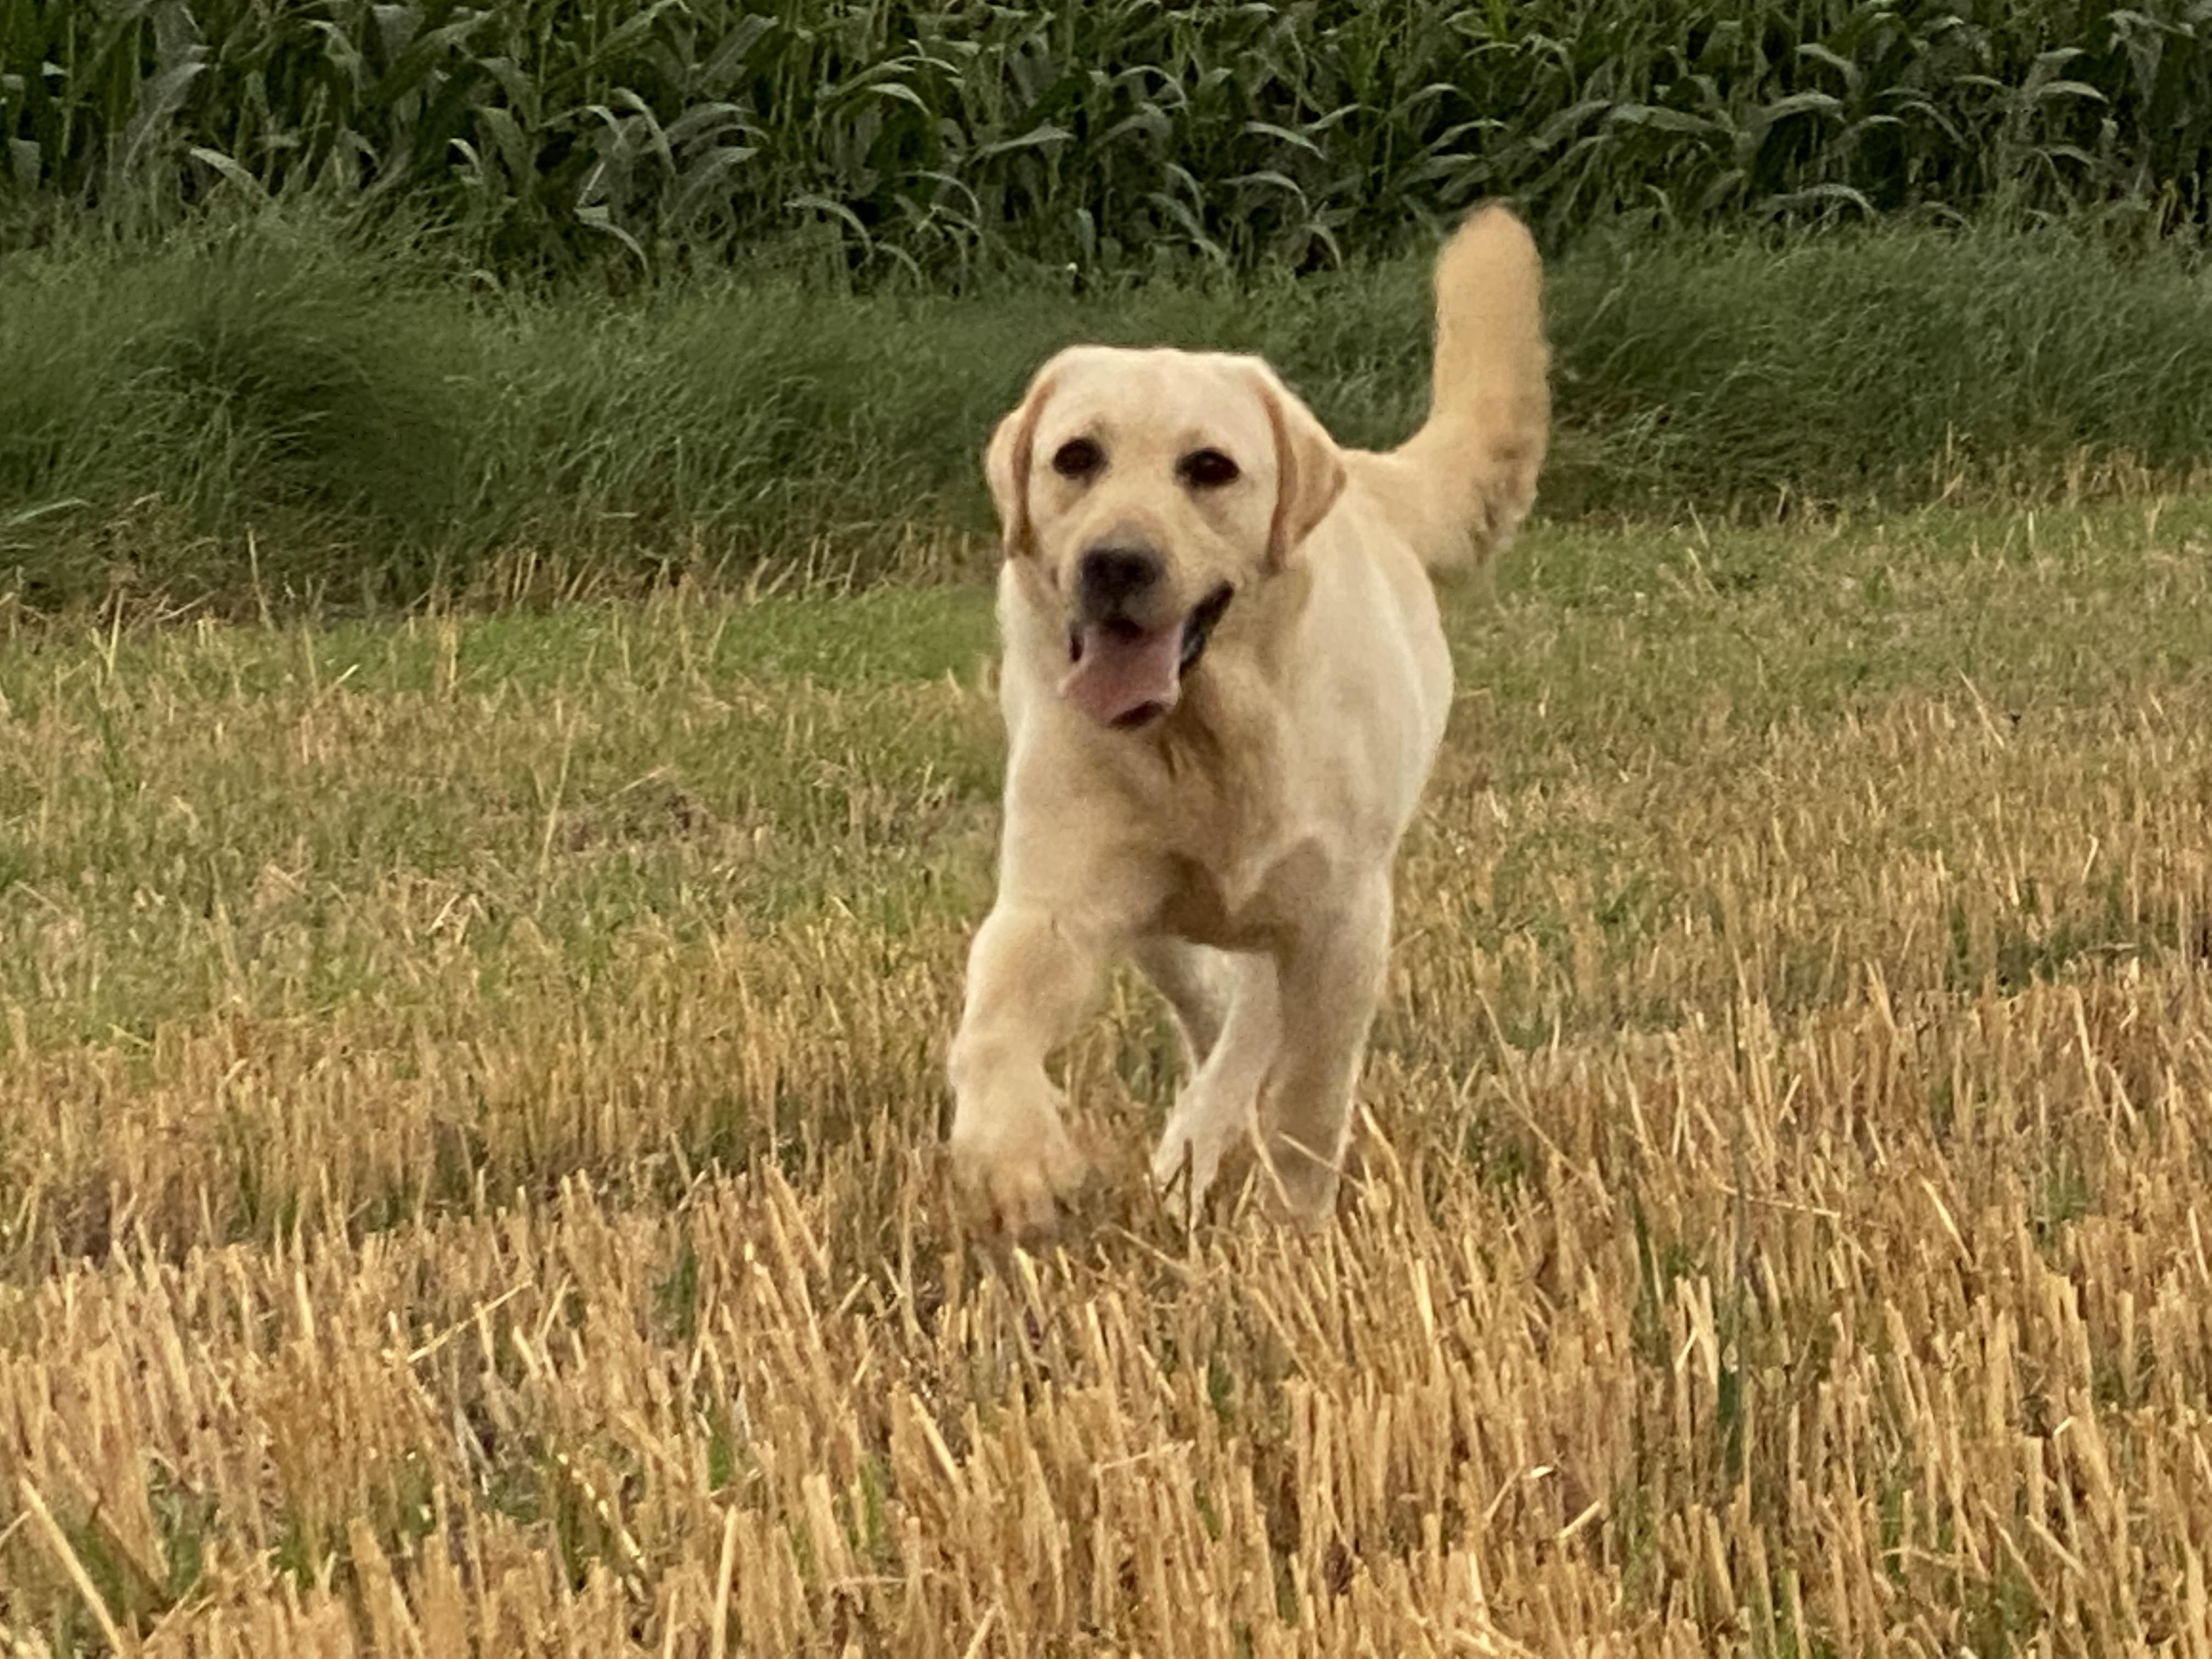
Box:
[3,500,2210,1657]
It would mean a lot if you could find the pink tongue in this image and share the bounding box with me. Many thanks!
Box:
[1060,621,1183,726]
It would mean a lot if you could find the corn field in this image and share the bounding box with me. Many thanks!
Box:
[3,0,2209,282]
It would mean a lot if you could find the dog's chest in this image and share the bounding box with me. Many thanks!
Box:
[1141,724,1325,946]
[1153,836,1330,950]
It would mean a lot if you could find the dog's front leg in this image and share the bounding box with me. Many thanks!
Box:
[947,900,1123,1234]
[1256,877,1394,1224]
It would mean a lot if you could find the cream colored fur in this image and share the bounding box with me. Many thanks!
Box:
[947,205,1551,1233]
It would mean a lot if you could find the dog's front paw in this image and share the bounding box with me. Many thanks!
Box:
[948,1092,1085,1237]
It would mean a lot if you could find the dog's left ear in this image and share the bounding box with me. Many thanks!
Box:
[1249,360,1346,568]
[984,365,1059,560]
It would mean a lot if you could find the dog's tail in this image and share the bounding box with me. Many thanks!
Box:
[1361,204,1550,572]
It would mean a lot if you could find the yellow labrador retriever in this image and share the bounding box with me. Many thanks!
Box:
[949,206,1550,1233]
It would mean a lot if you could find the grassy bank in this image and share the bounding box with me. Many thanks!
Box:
[2,498,2209,1650]
[8,213,2212,610]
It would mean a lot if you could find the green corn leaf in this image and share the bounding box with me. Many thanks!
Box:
[1606,104,1716,135]
[972,124,1071,159]
[187,141,264,198]
[1758,91,1845,125]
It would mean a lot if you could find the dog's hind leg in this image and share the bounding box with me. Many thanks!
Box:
[1149,949,1279,1224]
[1130,935,1234,1069]
[1255,877,1393,1225]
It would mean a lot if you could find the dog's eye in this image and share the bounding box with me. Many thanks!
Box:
[1052,438,1104,480]
[1180,448,1240,489]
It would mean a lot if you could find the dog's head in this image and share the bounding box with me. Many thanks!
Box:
[985,346,1345,730]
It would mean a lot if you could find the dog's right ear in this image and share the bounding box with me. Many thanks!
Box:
[984,367,1058,560]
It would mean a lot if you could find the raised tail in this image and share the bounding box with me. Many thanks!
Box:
[1353,204,1551,571]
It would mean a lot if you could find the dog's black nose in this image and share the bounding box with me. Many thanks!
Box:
[1076,546,1161,614]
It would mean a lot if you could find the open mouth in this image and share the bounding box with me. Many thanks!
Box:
[1061,583,1235,729]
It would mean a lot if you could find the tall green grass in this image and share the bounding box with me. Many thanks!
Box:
[4,1,2207,284]
[7,210,2212,610]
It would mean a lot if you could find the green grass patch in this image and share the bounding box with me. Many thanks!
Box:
[4,493,2205,1072]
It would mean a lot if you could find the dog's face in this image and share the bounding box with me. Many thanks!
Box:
[986,346,1345,730]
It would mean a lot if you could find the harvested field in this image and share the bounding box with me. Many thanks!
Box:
[3,499,2210,1655]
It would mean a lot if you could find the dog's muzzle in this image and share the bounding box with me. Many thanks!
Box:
[1060,582,1236,730]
